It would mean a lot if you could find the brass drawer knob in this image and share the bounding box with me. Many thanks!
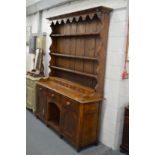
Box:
[66,101,71,105]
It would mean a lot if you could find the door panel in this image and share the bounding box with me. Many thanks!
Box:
[61,107,78,141]
[36,86,47,122]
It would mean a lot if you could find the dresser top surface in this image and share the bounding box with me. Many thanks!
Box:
[37,77,102,103]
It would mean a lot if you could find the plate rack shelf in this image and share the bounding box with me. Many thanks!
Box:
[48,6,112,94]
[50,53,98,61]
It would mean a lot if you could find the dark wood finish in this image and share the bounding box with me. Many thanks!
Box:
[120,106,129,153]
[36,77,102,150]
[37,77,101,103]
[35,85,47,123]
[48,6,112,93]
[61,104,79,141]
[35,6,112,151]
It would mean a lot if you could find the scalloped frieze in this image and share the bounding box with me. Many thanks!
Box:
[49,12,102,26]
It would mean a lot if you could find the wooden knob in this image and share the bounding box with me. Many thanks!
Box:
[51,94,55,97]
[66,101,71,105]
[39,87,42,90]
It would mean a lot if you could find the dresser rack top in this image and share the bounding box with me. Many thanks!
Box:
[47,6,112,95]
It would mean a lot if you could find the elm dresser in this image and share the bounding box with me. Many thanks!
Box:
[36,6,112,151]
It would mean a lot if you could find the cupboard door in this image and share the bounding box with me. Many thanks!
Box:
[61,107,78,142]
[36,86,47,122]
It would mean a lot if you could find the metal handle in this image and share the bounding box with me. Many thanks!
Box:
[39,87,42,90]
[66,101,71,105]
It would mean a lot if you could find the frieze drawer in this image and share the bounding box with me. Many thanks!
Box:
[62,97,79,113]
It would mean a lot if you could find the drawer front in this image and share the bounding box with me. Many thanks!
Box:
[36,84,47,122]
[62,97,79,112]
[47,90,60,103]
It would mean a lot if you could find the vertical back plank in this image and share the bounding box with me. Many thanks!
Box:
[69,22,77,70]
[74,20,85,72]
[84,19,96,74]
[63,23,70,68]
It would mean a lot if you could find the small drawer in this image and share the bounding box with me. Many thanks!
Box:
[62,97,79,112]
[47,90,60,103]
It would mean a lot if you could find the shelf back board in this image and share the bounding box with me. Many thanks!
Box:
[47,6,112,95]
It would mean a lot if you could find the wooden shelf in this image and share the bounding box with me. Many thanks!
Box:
[50,66,97,79]
[50,32,100,37]
[50,53,98,61]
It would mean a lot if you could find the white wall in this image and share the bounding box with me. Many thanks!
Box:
[100,7,129,149]
[26,0,129,150]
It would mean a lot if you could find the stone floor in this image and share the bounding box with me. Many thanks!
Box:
[26,110,126,155]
